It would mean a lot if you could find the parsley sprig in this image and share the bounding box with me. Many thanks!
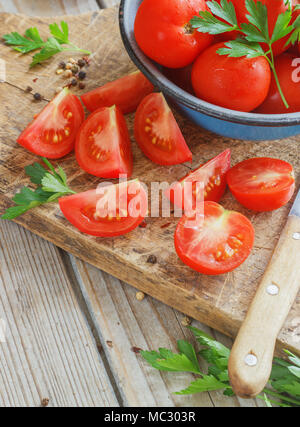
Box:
[190,0,297,109]
[1,158,75,220]
[141,326,300,407]
[3,21,91,68]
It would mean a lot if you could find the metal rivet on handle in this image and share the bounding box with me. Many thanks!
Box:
[245,354,258,367]
[267,284,279,296]
[293,232,300,240]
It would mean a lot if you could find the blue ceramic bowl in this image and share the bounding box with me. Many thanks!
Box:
[119,0,300,141]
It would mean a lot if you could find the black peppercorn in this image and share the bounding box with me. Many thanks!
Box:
[147,255,157,265]
[77,59,86,68]
[71,66,79,75]
[78,71,86,80]
[33,92,42,101]
[71,78,77,86]
[78,82,86,90]
[59,61,66,70]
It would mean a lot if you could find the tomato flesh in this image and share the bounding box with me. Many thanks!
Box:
[227,158,295,212]
[18,88,84,159]
[75,105,133,178]
[59,180,148,237]
[81,71,154,114]
[134,0,213,68]
[166,149,231,211]
[175,202,255,275]
[191,42,271,112]
[134,93,192,165]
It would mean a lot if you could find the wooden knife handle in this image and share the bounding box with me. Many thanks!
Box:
[228,215,300,398]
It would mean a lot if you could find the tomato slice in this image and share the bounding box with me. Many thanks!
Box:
[166,149,231,211]
[75,105,133,178]
[18,88,84,159]
[175,202,255,275]
[81,71,154,114]
[134,93,192,166]
[227,158,295,212]
[59,180,148,237]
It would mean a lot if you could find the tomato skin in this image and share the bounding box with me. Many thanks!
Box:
[166,149,231,211]
[175,202,255,275]
[18,88,85,159]
[134,93,192,166]
[217,0,290,57]
[191,42,271,112]
[256,54,300,114]
[59,181,148,237]
[227,158,295,212]
[75,105,133,178]
[81,71,154,114]
[134,0,213,68]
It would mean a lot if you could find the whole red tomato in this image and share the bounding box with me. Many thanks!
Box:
[256,53,300,114]
[216,0,290,56]
[191,42,271,112]
[134,0,213,69]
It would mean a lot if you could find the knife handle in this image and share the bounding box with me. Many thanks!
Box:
[228,215,300,398]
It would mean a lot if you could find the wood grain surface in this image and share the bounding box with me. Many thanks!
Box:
[0,7,299,357]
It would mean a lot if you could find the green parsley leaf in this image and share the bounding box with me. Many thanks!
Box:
[271,8,294,44]
[190,12,235,34]
[49,21,69,44]
[177,340,200,373]
[206,0,237,26]
[3,28,44,53]
[3,21,91,68]
[217,39,265,58]
[244,0,269,42]
[1,158,75,220]
[41,172,74,194]
[30,37,63,67]
[175,375,230,395]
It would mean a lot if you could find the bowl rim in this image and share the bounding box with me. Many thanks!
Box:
[119,0,300,127]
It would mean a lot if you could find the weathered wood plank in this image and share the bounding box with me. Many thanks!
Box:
[0,220,119,407]
[72,258,263,407]
[0,0,99,15]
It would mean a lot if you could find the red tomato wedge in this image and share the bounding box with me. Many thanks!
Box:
[18,88,84,159]
[175,202,255,275]
[227,158,295,212]
[81,71,154,114]
[59,180,148,237]
[134,93,192,166]
[75,105,133,178]
[166,149,231,211]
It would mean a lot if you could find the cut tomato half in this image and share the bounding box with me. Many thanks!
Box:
[175,202,255,275]
[227,158,295,212]
[166,149,231,211]
[18,88,85,159]
[75,105,133,178]
[81,71,154,114]
[134,93,192,166]
[59,180,148,237]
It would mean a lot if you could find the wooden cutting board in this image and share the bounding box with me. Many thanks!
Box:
[0,7,299,354]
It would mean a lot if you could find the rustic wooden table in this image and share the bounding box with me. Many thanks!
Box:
[0,0,265,407]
